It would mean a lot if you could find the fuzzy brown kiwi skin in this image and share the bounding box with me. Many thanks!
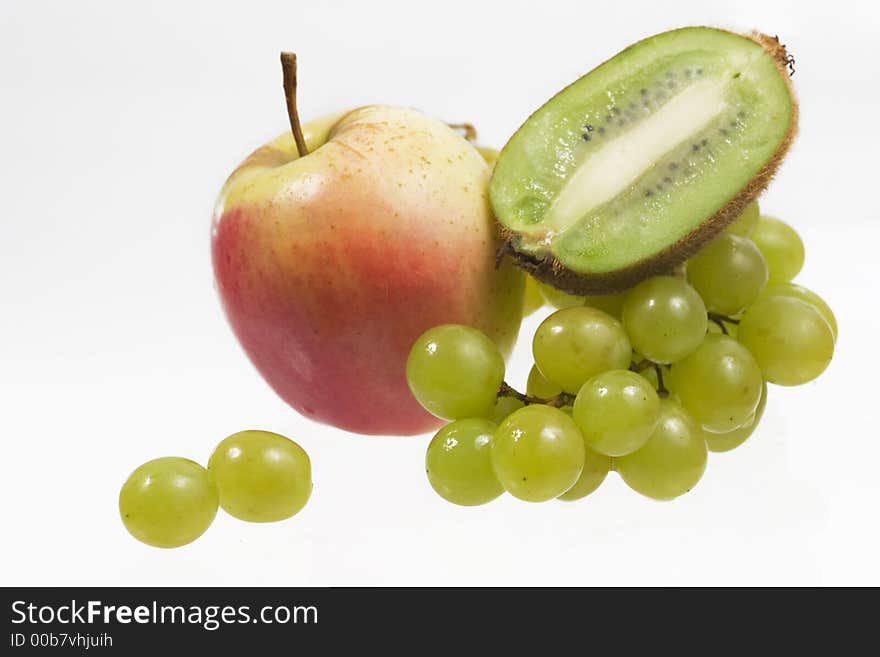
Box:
[499,29,799,297]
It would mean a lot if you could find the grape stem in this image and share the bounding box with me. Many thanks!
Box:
[497,382,575,408]
[630,359,669,398]
[708,316,728,334]
[707,312,740,335]
[654,364,669,399]
[629,359,653,372]
[499,357,673,408]
[280,52,309,158]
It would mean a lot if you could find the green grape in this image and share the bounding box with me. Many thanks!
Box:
[622,276,707,364]
[686,234,768,314]
[527,364,563,399]
[615,400,708,500]
[705,382,767,453]
[630,348,647,365]
[738,295,834,385]
[630,350,662,388]
[583,291,627,318]
[724,200,760,237]
[557,446,612,501]
[490,396,525,424]
[572,370,660,456]
[475,146,499,169]
[526,366,573,413]
[538,281,627,318]
[491,405,586,502]
[533,307,631,393]
[523,277,546,316]
[425,418,504,506]
[636,363,661,389]
[208,430,311,522]
[759,283,837,341]
[667,334,763,432]
[406,324,505,419]
[537,281,585,309]
[119,457,218,548]
[751,215,805,284]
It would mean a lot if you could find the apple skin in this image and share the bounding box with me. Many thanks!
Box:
[212,106,524,435]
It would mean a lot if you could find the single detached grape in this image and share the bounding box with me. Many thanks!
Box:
[615,400,708,501]
[725,200,760,237]
[406,324,505,419]
[527,364,563,399]
[425,418,504,506]
[573,370,660,457]
[490,396,525,424]
[668,334,763,432]
[760,283,837,341]
[533,307,631,393]
[751,215,805,284]
[738,295,834,385]
[208,430,312,522]
[705,382,768,453]
[622,276,707,364]
[491,405,586,502]
[523,277,546,316]
[557,446,612,501]
[119,457,218,548]
[687,233,768,315]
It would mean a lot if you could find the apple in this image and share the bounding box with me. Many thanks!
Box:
[211,56,523,435]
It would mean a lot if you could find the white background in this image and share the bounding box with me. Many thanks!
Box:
[2,0,878,586]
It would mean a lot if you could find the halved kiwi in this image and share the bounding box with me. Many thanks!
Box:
[490,27,797,294]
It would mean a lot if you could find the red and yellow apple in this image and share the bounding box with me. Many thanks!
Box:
[212,106,523,434]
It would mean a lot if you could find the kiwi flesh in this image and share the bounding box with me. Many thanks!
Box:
[490,27,797,294]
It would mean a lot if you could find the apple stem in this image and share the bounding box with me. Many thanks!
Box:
[447,122,477,142]
[280,52,309,158]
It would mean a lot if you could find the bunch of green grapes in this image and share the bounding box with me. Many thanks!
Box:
[408,204,836,505]
[119,429,313,548]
